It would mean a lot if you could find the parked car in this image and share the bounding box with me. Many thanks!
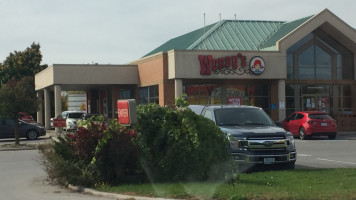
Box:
[282,111,337,140]
[64,111,85,131]
[189,105,297,171]
[0,118,46,140]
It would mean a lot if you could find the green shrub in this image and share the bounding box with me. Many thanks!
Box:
[40,100,234,186]
[135,103,233,182]
[39,118,143,186]
[38,137,94,186]
[94,120,144,184]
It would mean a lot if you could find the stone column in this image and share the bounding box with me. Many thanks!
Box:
[54,85,62,134]
[36,91,44,125]
[44,88,51,130]
[278,80,286,121]
[174,79,183,99]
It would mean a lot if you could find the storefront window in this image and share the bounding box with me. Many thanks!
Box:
[287,29,353,80]
[337,85,353,114]
[139,85,159,105]
[285,85,296,117]
[120,88,134,99]
[286,84,354,117]
[301,85,329,94]
[184,83,270,114]
[287,53,293,79]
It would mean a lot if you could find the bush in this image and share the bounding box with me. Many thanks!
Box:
[38,137,94,186]
[94,120,144,184]
[40,100,234,186]
[39,118,142,186]
[135,103,233,182]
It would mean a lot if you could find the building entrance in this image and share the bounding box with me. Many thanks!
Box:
[302,95,330,113]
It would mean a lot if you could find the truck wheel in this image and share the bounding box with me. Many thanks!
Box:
[299,127,308,140]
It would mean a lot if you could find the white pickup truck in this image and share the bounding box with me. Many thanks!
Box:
[189,105,297,170]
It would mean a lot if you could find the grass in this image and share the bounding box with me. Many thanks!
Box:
[95,168,356,200]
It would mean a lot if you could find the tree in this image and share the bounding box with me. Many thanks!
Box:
[0,77,39,145]
[0,43,47,86]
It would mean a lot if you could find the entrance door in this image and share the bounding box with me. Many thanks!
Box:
[303,96,330,113]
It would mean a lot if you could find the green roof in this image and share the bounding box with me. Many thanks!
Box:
[144,16,313,57]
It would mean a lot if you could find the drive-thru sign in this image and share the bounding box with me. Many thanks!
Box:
[117,99,137,125]
[53,115,66,127]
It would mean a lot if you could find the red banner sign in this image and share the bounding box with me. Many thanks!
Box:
[53,118,66,127]
[117,100,130,125]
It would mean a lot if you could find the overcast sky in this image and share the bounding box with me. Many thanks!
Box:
[0,0,355,66]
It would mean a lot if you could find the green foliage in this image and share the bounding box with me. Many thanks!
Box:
[175,94,189,108]
[135,103,233,182]
[38,139,88,186]
[40,99,234,186]
[0,77,39,145]
[0,43,47,85]
[40,117,142,186]
[0,77,39,120]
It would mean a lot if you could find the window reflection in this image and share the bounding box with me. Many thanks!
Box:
[287,29,353,80]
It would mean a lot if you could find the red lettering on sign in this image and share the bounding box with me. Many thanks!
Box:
[212,59,218,71]
[198,53,250,75]
[198,55,212,75]
[225,56,231,68]
[232,56,238,69]
[218,58,224,69]
[117,101,130,125]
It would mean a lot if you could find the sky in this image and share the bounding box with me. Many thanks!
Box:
[0,0,355,66]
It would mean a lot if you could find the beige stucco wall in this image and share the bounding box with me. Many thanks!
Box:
[35,64,138,91]
[168,50,286,80]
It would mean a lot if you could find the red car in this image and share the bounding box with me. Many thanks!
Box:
[282,111,337,140]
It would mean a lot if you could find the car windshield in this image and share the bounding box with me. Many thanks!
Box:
[67,112,84,118]
[214,108,274,126]
[308,114,332,119]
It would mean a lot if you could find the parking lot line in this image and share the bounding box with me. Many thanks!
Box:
[316,158,356,165]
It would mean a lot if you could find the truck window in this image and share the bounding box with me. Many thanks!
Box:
[203,109,213,120]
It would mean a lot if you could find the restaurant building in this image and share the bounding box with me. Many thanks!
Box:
[35,9,356,131]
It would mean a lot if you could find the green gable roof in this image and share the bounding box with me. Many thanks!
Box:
[259,16,313,50]
[144,16,313,57]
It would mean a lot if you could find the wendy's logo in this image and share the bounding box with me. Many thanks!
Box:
[250,56,265,75]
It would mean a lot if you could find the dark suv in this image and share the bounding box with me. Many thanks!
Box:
[189,105,297,170]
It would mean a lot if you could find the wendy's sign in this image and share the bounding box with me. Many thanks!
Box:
[198,54,264,75]
[249,56,265,75]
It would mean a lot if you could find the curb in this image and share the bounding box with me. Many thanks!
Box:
[0,144,38,151]
[68,184,180,200]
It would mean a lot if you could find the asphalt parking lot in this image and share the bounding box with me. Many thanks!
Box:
[295,131,356,169]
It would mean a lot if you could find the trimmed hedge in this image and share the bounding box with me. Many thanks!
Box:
[135,103,233,182]
[39,102,234,186]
